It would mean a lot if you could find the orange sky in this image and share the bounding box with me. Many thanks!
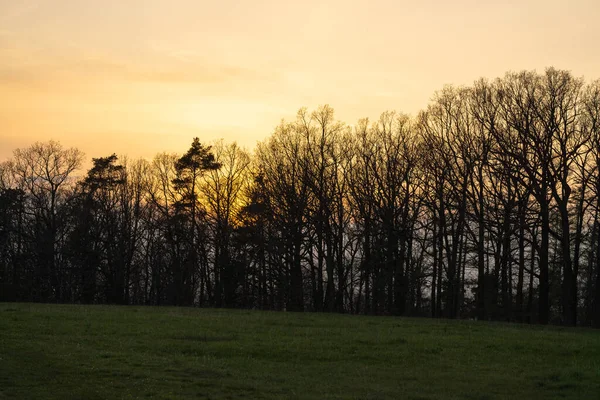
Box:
[1,0,600,162]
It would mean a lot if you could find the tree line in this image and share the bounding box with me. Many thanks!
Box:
[1,67,600,327]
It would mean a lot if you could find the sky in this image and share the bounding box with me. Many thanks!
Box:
[1,0,600,162]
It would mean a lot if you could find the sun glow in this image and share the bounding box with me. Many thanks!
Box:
[1,0,600,161]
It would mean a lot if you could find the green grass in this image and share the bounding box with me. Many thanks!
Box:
[0,304,599,399]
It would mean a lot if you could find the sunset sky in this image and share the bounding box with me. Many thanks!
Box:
[1,0,599,162]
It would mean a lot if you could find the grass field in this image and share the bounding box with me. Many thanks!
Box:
[0,304,599,400]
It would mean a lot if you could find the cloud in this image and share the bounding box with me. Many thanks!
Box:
[0,43,281,94]
[110,60,274,86]
[0,67,38,85]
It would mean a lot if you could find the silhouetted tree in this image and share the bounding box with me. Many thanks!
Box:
[3,68,600,328]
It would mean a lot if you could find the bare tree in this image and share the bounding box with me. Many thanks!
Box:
[201,140,252,307]
[8,141,83,301]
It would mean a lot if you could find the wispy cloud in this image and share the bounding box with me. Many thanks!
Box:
[0,42,281,91]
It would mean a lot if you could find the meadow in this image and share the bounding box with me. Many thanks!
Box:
[0,303,599,399]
